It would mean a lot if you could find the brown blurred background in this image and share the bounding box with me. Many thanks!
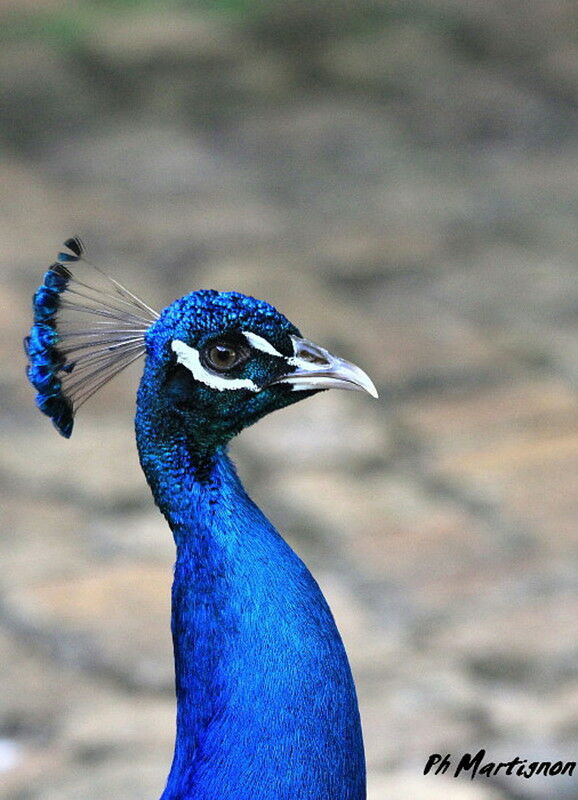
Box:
[1,2,577,799]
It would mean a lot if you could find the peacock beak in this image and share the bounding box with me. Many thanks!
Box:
[268,335,378,398]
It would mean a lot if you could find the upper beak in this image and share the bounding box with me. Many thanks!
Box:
[268,335,378,398]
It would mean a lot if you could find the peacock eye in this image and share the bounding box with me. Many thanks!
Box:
[202,341,249,373]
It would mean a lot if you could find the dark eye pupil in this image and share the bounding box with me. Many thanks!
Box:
[201,337,250,373]
[209,344,237,369]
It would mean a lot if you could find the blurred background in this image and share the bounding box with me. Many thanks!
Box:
[1,1,577,799]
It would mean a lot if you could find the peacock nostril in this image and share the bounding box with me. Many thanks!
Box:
[299,349,328,365]
[292,338,331,366]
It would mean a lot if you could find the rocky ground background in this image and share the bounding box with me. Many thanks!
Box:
[1,2,577,798]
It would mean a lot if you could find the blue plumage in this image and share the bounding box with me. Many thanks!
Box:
[25,263,73,436]
[25,240,378,799]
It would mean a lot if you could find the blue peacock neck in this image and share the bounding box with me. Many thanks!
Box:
[135,392,366,800]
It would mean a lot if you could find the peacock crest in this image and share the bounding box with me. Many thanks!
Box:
[24,237,157,437]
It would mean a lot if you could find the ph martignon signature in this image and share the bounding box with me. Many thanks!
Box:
[424,750,576,780]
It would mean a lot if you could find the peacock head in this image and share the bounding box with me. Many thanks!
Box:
[138,288,377,449]
[24,238,377,447]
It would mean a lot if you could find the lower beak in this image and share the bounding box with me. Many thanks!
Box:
[268,335,378,398]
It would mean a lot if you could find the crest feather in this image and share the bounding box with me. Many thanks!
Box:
[24,237,158,437]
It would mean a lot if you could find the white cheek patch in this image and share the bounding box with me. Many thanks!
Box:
[171,340,260,393]
[241,331,286,359]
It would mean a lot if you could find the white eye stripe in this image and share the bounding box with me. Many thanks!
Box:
[171,340,260,393]
[241,331,286,359]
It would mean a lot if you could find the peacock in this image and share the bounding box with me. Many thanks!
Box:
[24,238,378,800]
